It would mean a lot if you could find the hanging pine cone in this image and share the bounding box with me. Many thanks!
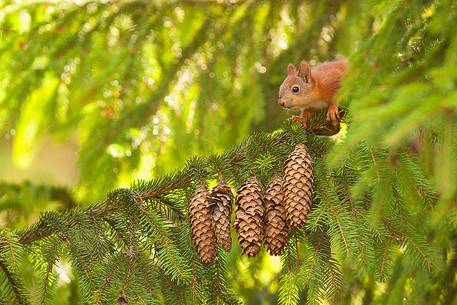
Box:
[209,180,234,252]
[283,144,314,228]
[265,176,288,255]
[234,177,265,257]
[188,184,217,264]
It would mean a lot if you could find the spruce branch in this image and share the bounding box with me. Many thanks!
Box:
[18,127,308,245]
[0,256,29,305]
[0,0,456,303]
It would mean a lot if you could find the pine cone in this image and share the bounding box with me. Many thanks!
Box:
[283,144,314,228]
[265,176,288,255]
[209,181,234,252]
[189,184,217,264]
[234,177,265,256]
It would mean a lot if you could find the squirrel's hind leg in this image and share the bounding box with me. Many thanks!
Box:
[326,102,340,127]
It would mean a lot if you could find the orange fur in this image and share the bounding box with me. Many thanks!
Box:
[312,60,347,103]
[278,59,347,127]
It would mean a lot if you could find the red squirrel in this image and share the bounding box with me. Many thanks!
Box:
[278,59,347,127]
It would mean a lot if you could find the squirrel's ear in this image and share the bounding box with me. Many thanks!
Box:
[287,64,296,75]
[298,60,312,83]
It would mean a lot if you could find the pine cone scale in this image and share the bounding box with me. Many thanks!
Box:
[264,176,289,255]
[235,177,265,257]
[189,185,217,264]
[283,144,314,228]
[209,182,234,252]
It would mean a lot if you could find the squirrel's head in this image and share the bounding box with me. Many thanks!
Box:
[278,61,315,111]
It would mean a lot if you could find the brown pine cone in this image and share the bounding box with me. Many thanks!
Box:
[188,184,217,264]
[283,144,314,228]
[265,176,288,255]
[234,177,265,256]
[209,181,234,252]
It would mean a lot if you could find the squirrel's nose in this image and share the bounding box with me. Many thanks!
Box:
[279,100,286,107]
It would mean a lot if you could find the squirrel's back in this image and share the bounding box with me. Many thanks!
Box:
[312,59,347,74]
[312,59,347,101]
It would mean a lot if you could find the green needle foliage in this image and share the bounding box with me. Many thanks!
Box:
[0,0,456,304]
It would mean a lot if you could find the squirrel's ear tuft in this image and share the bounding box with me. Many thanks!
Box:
[298,60,312,83]
[287,64,296,75]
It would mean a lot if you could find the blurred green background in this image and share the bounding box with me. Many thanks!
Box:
[0,0,363,224]
[1,1,455,304]
[0,1,362,303]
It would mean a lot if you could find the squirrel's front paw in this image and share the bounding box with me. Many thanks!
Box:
[291,115,309,128]
[291,115,302,122]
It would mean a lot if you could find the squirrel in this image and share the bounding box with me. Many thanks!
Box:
[278,58,347,127]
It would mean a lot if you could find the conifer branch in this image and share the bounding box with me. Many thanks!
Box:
[1,0,456,302]
[18,128,298,245]
[0,256,29,305]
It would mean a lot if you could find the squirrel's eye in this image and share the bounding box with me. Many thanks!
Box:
[292,86,300,93]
